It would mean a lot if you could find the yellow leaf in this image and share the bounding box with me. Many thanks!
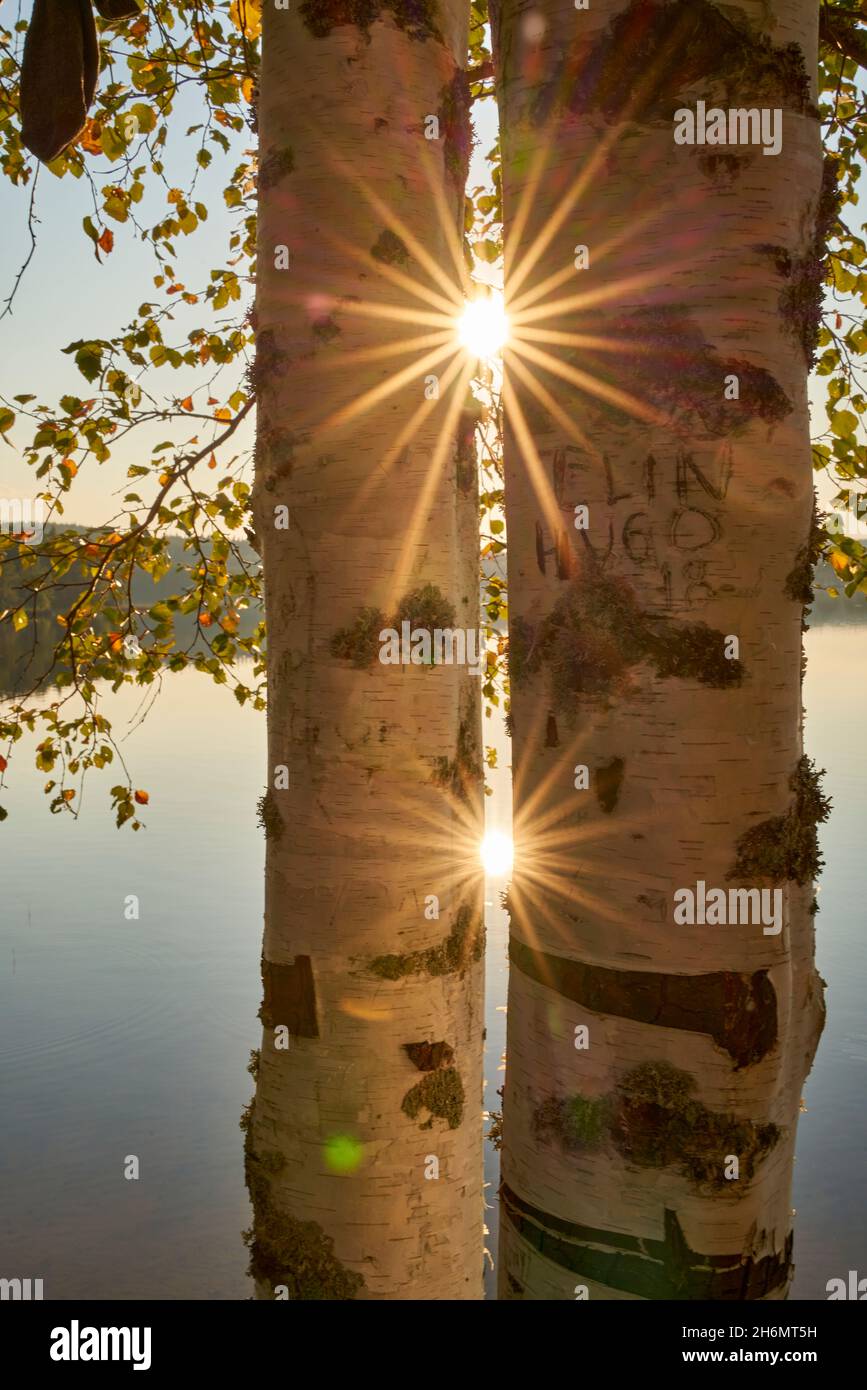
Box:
[13,610,28,632]
[229,0,261,39]
[214,407,231,421]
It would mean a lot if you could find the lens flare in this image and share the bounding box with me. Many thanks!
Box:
[458,292,509,361]
[480,828,514,876]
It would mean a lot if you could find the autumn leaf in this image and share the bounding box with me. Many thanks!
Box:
[230,0,262,39]
[98,227,114,256]
[0,755,7,773]
[180,395,194,411]
[208,453,217,469]
[80,120,103,155]
[214,407,231,420]
[134,789,150,805]
[12,610,28,632]
[60,458,78,478]
[62,789,75,802]
[199,611,213,627]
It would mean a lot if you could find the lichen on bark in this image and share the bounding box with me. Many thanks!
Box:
[299,0,441,43]
[330,584,456,668]
[571,307,792,435]
[370,228,411,266]
[430,687,483,805]
[401,1066,465,1128]
[784,492,824,605]
[439,66,473,195]
[257,787,285,841]
[758,157,843,368]
[535,0,813,125]
[366,903,484,979]
[329,606,387,667]
[509,561,743,708]
[534,1061,781,1191]
[258,146,295,191]
[727,755,831,886]
[595,756,625,813]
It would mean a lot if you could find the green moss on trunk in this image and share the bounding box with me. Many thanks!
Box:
[370,228,411,266]
[727,755,831,886]
[257,787,284,841]
[366,903,484,979]
[534,1061,781,1192]
[401,1066,465,1129]
[510,561,742,709]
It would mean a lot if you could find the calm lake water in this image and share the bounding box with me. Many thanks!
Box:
[0,625,863,1299]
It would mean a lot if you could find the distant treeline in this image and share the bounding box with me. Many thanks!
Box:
[0,525,259,696]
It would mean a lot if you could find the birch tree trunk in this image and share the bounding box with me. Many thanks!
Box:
[247,0,485,1300]
[493,0,830,1300]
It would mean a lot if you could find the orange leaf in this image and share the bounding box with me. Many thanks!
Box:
[214,407,231,421]
[98,227,114,255]
[208,453,217,469]
[62,789,75,802]
[134,790,150,805]
[80,119,103,155]
[0,754,7,772]
[60,458,78,477]
[199,612,213,627]
[180,395,194,411]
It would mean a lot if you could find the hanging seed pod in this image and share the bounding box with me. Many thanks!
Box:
[20,0,99,164]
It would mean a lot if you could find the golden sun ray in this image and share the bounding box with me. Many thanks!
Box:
[387,357,477,606]
[512,336,667,428]
[319,338,459,435]
[500,372,573,541]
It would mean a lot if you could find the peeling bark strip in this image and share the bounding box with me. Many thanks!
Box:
[260,956,319,1037]
[500,1185,792,1301]
[535,0,812,125]
[535,1061,781,1191]
[403,1040,455,1070]
[509,938,777,1068]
